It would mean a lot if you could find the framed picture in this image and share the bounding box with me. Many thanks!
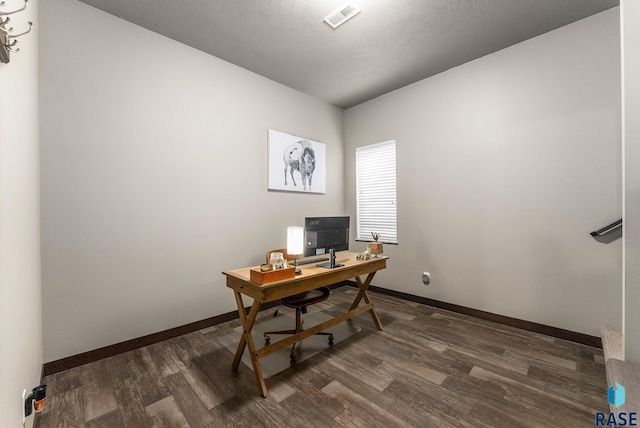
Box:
[268,129,326,194]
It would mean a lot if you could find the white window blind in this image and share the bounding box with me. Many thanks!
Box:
[356,140,397,244]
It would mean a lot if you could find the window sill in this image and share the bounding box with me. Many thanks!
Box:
[355,240,398,245]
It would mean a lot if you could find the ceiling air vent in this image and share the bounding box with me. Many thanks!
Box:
[324,3,361,29]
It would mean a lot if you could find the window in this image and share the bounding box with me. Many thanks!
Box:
[356,140,397,244]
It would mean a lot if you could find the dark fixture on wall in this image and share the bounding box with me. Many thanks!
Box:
[590,219,622,237]
[590,218,622,244]
[24,384,47,417]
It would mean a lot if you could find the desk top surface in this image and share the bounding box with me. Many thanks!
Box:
[222,251,388,299]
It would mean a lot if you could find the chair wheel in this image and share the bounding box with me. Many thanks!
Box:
[290,353,296,363]
[329,335,334,346]
[264,335,270,344]
[273,309,279,317]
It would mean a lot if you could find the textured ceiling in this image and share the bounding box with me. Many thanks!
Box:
[77,0,619,109]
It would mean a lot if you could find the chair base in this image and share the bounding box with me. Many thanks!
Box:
[264,309,334,362]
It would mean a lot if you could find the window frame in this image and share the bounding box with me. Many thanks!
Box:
[355,140,398,245]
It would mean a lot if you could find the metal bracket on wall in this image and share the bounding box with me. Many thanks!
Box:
[0,0,33,64]
[0,24,9,64]
[590,219,622,237]
[590,218,622,244]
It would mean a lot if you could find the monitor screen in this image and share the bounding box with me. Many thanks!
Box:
[304,216,350,257]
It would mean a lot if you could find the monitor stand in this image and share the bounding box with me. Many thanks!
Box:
[316,262,344,269]
[316,249,344,269]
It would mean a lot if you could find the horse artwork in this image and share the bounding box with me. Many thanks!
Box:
[268,129,326,193]
[283,140,315,191]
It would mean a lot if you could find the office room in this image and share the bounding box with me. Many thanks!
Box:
[2,0,640,426]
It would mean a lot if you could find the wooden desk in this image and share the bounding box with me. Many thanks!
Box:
[223,251,387,397]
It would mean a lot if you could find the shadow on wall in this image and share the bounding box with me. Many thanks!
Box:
[592,227,622,244]
[590,218,622,244]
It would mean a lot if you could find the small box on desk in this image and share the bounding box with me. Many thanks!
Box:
[250,266,295,284]
[368,242,383,255]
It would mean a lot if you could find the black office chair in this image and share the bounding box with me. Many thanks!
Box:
[263,249,333,362]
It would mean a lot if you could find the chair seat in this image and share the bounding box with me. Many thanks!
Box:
[281,287,330,308]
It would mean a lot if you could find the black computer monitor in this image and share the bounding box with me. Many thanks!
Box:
[304,216,350,257]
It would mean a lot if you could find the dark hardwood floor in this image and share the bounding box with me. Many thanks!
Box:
[37,287,607,427]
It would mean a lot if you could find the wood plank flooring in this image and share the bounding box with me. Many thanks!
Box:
[37,287,608,427]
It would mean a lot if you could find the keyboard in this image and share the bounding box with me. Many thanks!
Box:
[295,257,329,266]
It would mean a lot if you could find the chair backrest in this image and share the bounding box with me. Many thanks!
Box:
[266,249,296,264]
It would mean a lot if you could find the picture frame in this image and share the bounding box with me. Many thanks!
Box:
[267,129,326,194]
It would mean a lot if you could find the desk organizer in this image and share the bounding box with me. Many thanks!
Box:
[250,266,295,284]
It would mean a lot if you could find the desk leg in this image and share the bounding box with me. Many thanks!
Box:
[351,272,383,331]
[231,291,268,397]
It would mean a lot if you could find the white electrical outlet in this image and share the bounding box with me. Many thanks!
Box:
[22,388,27,424]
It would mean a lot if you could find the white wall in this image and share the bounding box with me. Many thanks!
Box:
[40,0,344,362]
[622,0,640,362]
[0,0,42,426]
[345,8,622,337]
